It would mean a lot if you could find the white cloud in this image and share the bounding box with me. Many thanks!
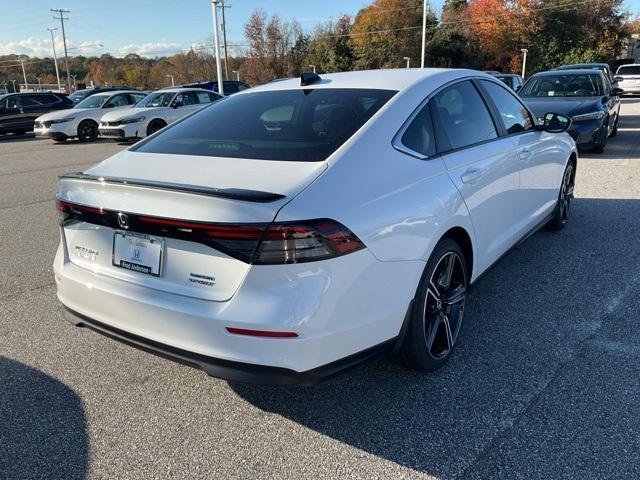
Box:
[116,42,185,58]
[0,36,104,57]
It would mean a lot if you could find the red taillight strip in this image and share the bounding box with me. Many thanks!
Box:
[137,216,265,240]
[226,327,298,338]
[56,199,106,215]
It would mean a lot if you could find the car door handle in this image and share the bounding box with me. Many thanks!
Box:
[518,148,532,161]
[460,167,483,184]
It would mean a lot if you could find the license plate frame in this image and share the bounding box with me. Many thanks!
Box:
[112,231,164,277]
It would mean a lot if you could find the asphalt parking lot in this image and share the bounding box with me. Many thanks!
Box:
[1,100,640,480]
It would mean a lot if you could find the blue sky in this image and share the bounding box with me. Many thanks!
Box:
[1,0,639,59]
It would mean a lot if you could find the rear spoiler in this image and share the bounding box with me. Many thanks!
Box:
[59,172,286,203]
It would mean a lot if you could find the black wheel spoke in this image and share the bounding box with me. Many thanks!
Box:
[440,253,455,289]
[441,314,453,352]
[423,250,467,360]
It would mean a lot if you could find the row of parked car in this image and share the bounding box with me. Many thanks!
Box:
[489,62,638,154]
[0,80,249,142]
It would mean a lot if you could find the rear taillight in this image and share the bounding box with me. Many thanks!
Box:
[253,219,365,265]
[55,200,365,264]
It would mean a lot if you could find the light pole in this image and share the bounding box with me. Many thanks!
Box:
[36,77,42,91]
[20,58,28,91]
[521,48,528,80]
[231,70,240,81]
[71,74,77,91]
[10,80,16,93]
[309,64,316,73]
[165,74,175,86]
[421,0,427,68]
[403,57,411,69]
[47,27,62,92]
[211,0,224,95]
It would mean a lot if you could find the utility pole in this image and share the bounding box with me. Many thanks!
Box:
[220,0,230,80]
[211,0,224,95]
[421,0,427,68]
[309,64,316,73]
[403,57,411,69]
[232,70,239,81]
[20,58,28,91]
[51,8,71,92]
[190,47,197,81]
[47,27,62,92]
[521,48,528,80]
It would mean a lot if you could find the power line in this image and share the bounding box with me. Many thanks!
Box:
[51,8,72,91]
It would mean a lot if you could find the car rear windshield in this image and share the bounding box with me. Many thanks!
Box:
[132,88,396,161]
[519,74,603,97]
[617,65,640,75]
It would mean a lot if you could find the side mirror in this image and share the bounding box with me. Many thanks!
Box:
[610,87,624,96]
[613,75,623,83]
[539,112,571,133]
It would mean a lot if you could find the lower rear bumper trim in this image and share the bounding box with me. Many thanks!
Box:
[62,306,395,385]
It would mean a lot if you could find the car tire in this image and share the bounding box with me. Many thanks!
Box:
[146,120,166,136]
[610,115,619,137]
[593,118,608,153]
[402,237,468,372]
[547,161,575,231]
[77,120,99,142]
[12,130,28,135]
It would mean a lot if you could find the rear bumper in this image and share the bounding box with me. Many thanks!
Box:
[63,306,394,385]
[54,239,422,379]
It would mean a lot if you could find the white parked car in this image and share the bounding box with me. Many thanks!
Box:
[54,69,576,384]
[98,88,223,140]
[34,90,146,142]
[614,64,640,95]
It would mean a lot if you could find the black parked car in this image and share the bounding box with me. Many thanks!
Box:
[555,63,616,85]
[181,80,250,95]
[0,92,73,136]
[519,69,622,153]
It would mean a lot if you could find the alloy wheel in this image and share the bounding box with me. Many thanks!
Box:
[79,121,97,141]
[559,165,574,225]
[423,251,467,359]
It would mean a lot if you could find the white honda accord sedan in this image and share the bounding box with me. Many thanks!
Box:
[54,69,576,385]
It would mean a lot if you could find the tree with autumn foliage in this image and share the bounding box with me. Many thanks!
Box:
[466,0,540,73]
[350,0,437,69]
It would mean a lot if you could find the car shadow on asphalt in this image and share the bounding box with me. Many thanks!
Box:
[231,197,640,479]
[0,357,88,479]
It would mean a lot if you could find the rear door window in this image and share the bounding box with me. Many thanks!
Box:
[432,81,497,150]
[133,88,396,161]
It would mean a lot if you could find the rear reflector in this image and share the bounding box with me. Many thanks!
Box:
[226,327,298,338]
[56,199,365,264]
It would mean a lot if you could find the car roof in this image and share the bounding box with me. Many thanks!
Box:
[618,63,640,67]
[533,69,603,76]
[90,90,138,97]
[246,68,482,93]
[556,63,608,69]
[156,87,213,93]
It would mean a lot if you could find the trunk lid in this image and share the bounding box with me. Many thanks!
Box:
[58,149,327,301]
